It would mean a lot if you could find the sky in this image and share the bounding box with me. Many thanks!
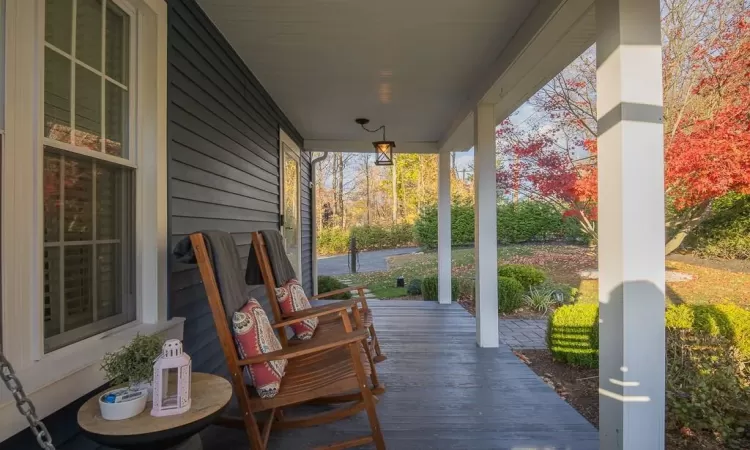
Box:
[452,102,537,172]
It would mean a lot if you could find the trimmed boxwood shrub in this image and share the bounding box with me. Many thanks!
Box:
[548,302,750,444]
[548,302,750,368]
[665,303,750,359]
[421,275,459,301]
[406,279,422,296]
[498,264,546,290]
[316,276,352,300]
[546,304,599,368]
[497,276,525,314]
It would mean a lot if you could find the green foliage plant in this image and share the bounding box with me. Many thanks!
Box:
[421,275,459,301]
[318,224,415,256]
[689,192,750,259]
[317,276,352,299]
[523,286,562,314]
[101,334,165,386]
[497,264,546,290]
[497,276,525,314]
[548,302,750,446]
[406,278,422,296]
[413,200,591,249]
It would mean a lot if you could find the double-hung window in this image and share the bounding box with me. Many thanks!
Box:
[42,0,135,352]
[1,0,169,439]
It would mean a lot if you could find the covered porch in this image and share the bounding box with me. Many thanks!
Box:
[196,0,667,446]
[0,0,668,447]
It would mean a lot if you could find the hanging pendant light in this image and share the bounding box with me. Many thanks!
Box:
[373,140,395,166]
[356,118,394,166]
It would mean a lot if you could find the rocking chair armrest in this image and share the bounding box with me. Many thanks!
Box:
[272,300,357,329]
[310,286,366,300]
[237,328,368,364]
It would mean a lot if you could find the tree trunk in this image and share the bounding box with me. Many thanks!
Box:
[392,157,398,224]
[365,156,371,225]
[512,152,520,204]
[664,199,714,255]
[337,153,345,228]
[418,155,424,210]
[665,231,690,256]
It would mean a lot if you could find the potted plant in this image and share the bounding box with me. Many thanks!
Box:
[101,333,165,393]
[98,334,164,420]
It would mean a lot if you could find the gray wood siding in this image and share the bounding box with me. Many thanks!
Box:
[167,0,313,377]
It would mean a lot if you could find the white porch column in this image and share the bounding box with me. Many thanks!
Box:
[473,104,499,348]
[596,0,665,449]
[437,151,453,305]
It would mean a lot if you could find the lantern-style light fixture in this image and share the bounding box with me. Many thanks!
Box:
[151,339,192,417]
[356,118,395,166]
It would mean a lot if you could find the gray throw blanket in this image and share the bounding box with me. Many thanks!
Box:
[246,230,297,288]
[173,231,248,322]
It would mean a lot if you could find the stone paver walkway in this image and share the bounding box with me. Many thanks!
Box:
[499,319,548,349]
[336,277,378,299]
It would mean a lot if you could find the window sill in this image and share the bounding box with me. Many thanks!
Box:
[0,317,185,442]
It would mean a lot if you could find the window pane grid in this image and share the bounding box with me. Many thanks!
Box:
[44,0,130,158]
[44,43,129,91]
[43,148,133,352]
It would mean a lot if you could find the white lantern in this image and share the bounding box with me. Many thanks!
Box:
[151,339,192,417]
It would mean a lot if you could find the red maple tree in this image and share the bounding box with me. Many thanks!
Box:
[496,4,750,252]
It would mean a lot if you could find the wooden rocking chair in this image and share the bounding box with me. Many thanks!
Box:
[190,233,386,449]
[250,231,387,394]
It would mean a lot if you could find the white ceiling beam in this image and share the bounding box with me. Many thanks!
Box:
[304,140,439,154]
[439,0,596,153]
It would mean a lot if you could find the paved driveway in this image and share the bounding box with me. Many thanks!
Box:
[318,247,419,275]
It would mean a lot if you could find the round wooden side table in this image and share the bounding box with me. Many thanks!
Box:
[78,372,232,450]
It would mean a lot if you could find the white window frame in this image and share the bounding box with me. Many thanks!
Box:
[279,129,303,283]
[0,0,180,441]
[42,0,138,354]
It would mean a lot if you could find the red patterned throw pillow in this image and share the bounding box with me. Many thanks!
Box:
[275,279,318,340]
[232,299,287,398]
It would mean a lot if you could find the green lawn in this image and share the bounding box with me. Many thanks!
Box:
[337,245,537,299]
[334,244,750,308]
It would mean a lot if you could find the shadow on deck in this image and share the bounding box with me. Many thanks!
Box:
[201,300,599,449]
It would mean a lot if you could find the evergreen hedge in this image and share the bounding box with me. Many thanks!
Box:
[688,192,750,259]
[413,201,587,250]
[317,224,415,256]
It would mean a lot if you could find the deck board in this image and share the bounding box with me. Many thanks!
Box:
[201,300,599,449]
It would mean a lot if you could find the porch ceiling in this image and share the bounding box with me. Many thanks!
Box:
[196,0,595,153]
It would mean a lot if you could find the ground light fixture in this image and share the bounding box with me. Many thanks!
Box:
[356,118,395,166]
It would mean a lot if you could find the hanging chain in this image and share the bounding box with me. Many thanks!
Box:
[0,351,56,450]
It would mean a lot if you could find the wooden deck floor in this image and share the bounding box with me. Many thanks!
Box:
[202,300,599,449]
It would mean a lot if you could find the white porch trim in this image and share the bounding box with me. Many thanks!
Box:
[305,139,439,154]
[596,0,666,448]
[473,104,499,348]
[437,152,452,305]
